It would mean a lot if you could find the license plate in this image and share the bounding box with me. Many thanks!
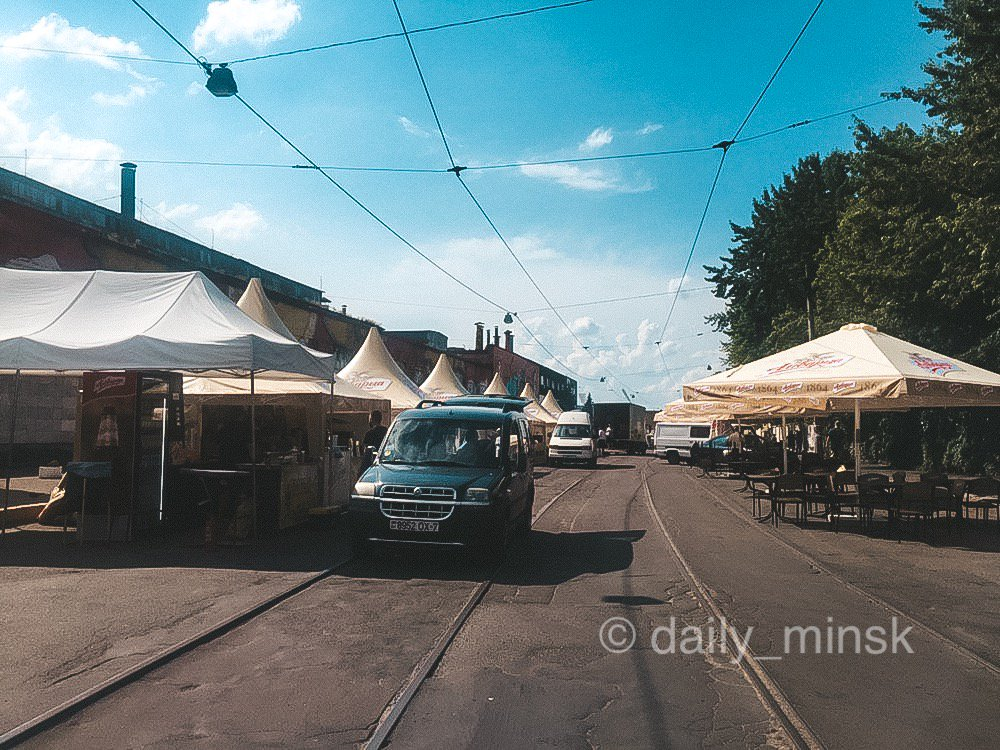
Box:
[389,519,440,533]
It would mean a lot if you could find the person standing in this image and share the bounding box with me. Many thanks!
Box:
[360,411,388,474]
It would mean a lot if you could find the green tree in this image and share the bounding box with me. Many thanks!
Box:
[705,151,853,365]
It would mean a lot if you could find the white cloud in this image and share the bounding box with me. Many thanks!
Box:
[579,127,613,152]
[193,0,302,50]
[153,201,200,221]
[92,84,149,107]
[397,116,431,138]
[196,202,265,241]
[519,163,650,193]
[637,122,663,136]
[0,88,122,193]
[1,14,146,71]
[571,316,601,337]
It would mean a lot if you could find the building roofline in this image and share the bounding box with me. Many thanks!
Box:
[0,166,323,305]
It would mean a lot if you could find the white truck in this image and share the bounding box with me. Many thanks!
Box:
[548,411,597,467]
[652,422,713,464]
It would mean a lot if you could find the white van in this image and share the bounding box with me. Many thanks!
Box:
[548,411,597,467]
[653,422,712,464]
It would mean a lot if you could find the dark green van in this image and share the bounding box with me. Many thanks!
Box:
[348,399,534,556]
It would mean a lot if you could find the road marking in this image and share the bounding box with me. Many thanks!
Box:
[640,467,825,750]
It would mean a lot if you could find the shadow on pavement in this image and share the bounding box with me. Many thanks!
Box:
[342,528,641,586]
[0,520,346,572]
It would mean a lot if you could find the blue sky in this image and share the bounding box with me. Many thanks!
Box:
[1,1,941,405]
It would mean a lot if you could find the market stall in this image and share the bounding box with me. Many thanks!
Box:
[0,268,335,540]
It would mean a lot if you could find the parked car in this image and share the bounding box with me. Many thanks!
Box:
[652,422,713,464]
[349,400,534,558]
[548,410,597,467]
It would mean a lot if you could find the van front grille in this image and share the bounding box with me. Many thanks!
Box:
[380,486,456,520]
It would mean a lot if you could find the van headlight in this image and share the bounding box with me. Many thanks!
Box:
[465,487,491,504]
[353,481,377,498]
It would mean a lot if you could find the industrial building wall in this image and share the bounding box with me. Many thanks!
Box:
[0,375,78,468]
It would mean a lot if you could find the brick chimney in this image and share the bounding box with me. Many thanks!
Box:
[504,330,513,351]
[120,162,136,221]
[475,322,484,351]
[493,326,500,347]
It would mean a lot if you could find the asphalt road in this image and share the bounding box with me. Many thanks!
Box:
[8,457,1000,748]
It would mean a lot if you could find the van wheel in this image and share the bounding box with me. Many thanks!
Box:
[665,451,680,465]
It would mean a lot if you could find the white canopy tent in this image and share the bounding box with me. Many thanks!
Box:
[0,268,337,538]
[540,390,564,418]
[420,353,468,399]
[684,323,1000,477]
[236,277,296,340]
[519,382,558,425]
[0,269,334,378]
[483,373,509,396]
[337,328,424,411]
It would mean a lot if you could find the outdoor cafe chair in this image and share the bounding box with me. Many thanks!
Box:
[858,473,892,529]
[894,482,937,534]
[963,477,1000,524]
[823,470,862,530]
[771,474,808,527]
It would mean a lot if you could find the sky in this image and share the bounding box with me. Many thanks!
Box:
[0,0,942,406]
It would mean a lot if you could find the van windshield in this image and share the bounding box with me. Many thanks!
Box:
[380,419,502,468]
[554,424,591,439]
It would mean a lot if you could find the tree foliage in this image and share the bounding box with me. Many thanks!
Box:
[706,0,1000,472]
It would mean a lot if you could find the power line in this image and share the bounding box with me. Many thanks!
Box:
[226,0,598,65]
[733,98,891,144]
[393,0,641,393]
[391,0,457,170]
[655,0,825,351]
[464,145,712,171]
[519,285,714,313]
[730,0,825,141]
[129,0,206,69]
[0,44,194,66]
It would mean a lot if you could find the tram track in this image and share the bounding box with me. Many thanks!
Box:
[639,467,825,750]
[669,463,1000,678]
[0,467,596,749]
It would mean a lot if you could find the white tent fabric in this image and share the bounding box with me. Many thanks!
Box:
[483,372,509,396]
[0,269,334,378]
[420,353,468,399]
[683,323,1000,409]
[237,277,295,340]
[183,278,372,400]
[540,390,564,417]
[519,382,558,425]
[338,328,424,409]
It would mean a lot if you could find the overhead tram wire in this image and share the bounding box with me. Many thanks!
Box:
[128,1,513,317]
[390,0,637,393]
[225,0,598,65]
[0,95,898,175]
[655,0,826,358]
[0,44,194,66]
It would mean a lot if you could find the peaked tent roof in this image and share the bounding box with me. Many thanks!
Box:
[237,277,295,340]
[184,278,373,400]
[420,353,468,399]
[540,390,564,417]
[484,373,509,396]
[0,269,334,378]
[338,328,424,409]
[519,382,558,424]
[683,323,1000,409]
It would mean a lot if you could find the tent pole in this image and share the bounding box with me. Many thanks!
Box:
[781,414,788,474]
[854,399,861,479]
[2,369,21,536]
[250,369,257,541]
